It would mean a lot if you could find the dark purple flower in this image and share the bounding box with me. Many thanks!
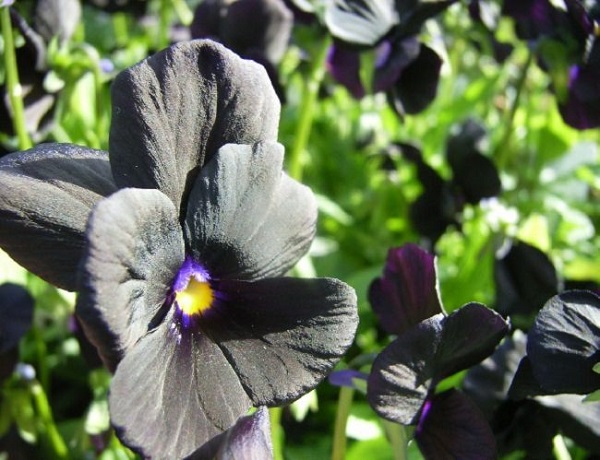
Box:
[366,243,509,458]
[0,41,359,458]
[324,0,455,115]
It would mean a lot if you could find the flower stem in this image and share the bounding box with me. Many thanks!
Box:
[269,406,285,460]
[331,386,354,460]
[553,434,572,460]
[170,0,193,26]
[1,6,33,150]
[30,380,69,459]
[288,36,331,182]
[494,51,533,170]
[381,420,409,460]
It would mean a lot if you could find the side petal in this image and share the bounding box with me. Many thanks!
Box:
[367,314,445,425]
[527,290,600,394]
[0,283,34,353]
[212,407,273,460]
[434,303,509,381]
[204,277,358,405]
[0,144,116,291]
[76,188,185,371]
[109,39,280,210]
[109,317,252,459]
[184,142,317,280]
[368,243,443,336]
[415,390,497,460]
[326,44,365,99]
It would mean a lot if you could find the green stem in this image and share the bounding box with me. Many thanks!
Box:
[269,406,285,460]
[112,13,129,48]
[331,386,354,460]
[170,0,193,26]
[30,380,69,459]
[1,6,33,150]
[494,51,534,170]
[553,434,572,460]
[381,420,410,460]
[288,37,331,182]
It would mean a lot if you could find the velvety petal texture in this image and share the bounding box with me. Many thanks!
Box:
[76,188,185,371]
[368,243,443,336]
[0,283,34,353]
[109,315,253,460]
[204,277,358,405]
[109,40,280,209]
[184,142,317,280]
[527,290,600,394]
[415,389,497,460]
[0,144,117,291]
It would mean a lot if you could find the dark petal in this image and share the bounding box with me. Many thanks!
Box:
[33,0,81,44]
[558,63,600,130]
[538,393,600,453]
[445,118,487,166]
[367,314,445,425]
[185,142,316,280]
[434,303,509,381]
[373,37,420,93]
[221,0,293,64]
[507,356,546,399]
[326,44,365,99]
[0,144,116,291]
[501,0,557,40]
[452,152,501,203]
[368,243,443,336]
[324,0,399,47]
[463,330,527,419]
[204,277,358,405]
[415,390,497,460]
[190,0,223,40]
[109,40,280,210]
[76,188,185,371]
[494,240,559,318]
[212,407,273,460]
[109,317,252,459]
[0,283,34,353]
[527,290,600,394]
[387,43,442,115]
[396,0,457,37]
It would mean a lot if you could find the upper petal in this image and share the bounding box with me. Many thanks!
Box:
[108,316,252,459]
[184,142,317,280]
[368,243,443,336]
[203,276,358,406]
[109,39,280,211]
[0,144,116,291]
[76,188,185,371]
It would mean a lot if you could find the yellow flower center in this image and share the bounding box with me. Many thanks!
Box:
[175,277,214,316]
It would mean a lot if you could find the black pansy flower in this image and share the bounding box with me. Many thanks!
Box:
[464,330,600,457]
[0,40,358,458]
[0,283,34,382]
[503,0,600,129]
[366,244,509,458]
[324,0,455,116]
[402,119,501,245]
[0,1,80,151]
[190,0,293,101]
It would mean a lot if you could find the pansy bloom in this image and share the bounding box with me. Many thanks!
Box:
[324,0,456,116]
[0,40,358,458]
[366,244,508,458]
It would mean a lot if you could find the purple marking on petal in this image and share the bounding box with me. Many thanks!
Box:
[415,397,433,436]
[328,369,368,389]
[172,256,211,291]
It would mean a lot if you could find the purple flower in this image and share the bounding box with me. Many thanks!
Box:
[366,244,509,458]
